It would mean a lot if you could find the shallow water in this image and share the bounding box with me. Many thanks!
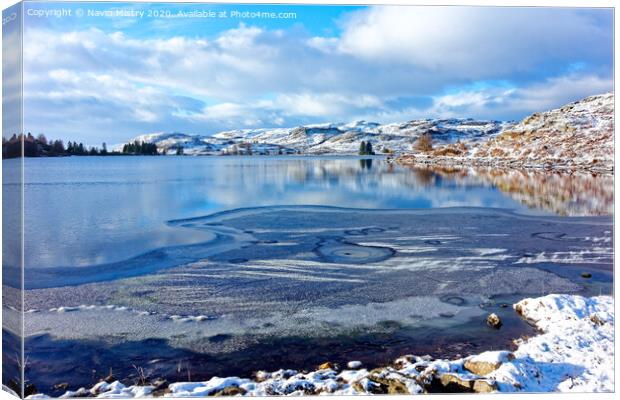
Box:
[1,156,614,393]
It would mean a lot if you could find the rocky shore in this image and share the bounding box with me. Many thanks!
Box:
[22,294,614,397]
[394,153,614,173]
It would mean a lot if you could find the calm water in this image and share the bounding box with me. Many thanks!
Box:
[3,155,613,393]
[2,155,612,273]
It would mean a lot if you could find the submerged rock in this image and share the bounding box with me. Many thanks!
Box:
[52,383,69,391]
[486,313,502,329]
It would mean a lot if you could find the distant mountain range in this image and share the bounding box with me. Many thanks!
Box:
[118,92,613,171]
[119,119,513,156]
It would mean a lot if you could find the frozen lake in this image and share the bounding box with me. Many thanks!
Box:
[1,156,613,393]
[3,156,613,280]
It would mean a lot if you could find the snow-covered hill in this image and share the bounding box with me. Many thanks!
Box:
[121,119,510,156]
[473,92,614,166]
[120,92,613,172]
[398,92,614,171]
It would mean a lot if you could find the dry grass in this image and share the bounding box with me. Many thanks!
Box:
[413,133,433,152]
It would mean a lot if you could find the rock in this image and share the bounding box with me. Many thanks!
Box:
[395,354,415,365]
[486,313,502,329]
[464,352,514,376]
[24,383,38,397]
[73,388,90,397]
[347,360,363,369]
[318,362,335,370]
[152,378,167,389]
[368,369,410,394]
[581,272,592,278]
[352,379,384,394]
[149,378,169,396]
[437,374,474,392]
[514,303,524,317]
[464,360,498,376]
[53,382,69,391]
[254,371,271,382]
[351,381,365,394]
[213,386,247,396]
[590,314,605,326]
[473,379,498,393]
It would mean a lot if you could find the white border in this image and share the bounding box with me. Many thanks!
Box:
[0,1,616,400]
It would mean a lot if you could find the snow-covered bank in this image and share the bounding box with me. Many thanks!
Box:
[397,92,614,173]
[26,294,614,397]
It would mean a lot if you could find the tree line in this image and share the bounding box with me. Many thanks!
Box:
[121,141,159,155]
[2,134,162,159]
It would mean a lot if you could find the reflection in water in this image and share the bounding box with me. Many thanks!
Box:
[359,158,373,170]
[408,166,614,216]
[3,156,612,270]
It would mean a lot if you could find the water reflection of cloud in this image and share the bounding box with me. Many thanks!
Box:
[21,157,611,269]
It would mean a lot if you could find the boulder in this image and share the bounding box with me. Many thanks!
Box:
[318,362,335,370]
[213,386,247,396]
[486,313,502,329]
[473,379,498,393]
[437,374,473,392]
[431,374,499,394]
[464,352,514,376]
[368,369,410,394]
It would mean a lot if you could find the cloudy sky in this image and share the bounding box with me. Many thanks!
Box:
[8,2,615,145]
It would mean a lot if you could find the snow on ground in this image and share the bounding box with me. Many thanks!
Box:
[121,118,508,156]
[473,92,613,166]
[26,294,614,397]
[398,92,614,171]
[120,92,612,171]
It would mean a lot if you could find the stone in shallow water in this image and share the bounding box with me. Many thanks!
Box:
[486,313,502,329]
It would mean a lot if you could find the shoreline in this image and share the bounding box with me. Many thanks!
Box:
[21,293,614,398]
[394,154,614,174]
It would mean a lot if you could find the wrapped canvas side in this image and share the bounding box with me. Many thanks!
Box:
[2,2,24,398]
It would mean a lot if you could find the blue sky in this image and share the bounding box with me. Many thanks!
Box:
[5,2,614,145]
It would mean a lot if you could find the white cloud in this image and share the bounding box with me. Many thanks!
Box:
[337,6,612,79]
[17,6,613,143]
[360,73,613,123]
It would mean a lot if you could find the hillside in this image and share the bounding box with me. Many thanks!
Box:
[399,92,614,172]
[120,119,510,156]
[118,92,614,172]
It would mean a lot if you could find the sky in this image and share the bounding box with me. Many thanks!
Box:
[3,1,614,145]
